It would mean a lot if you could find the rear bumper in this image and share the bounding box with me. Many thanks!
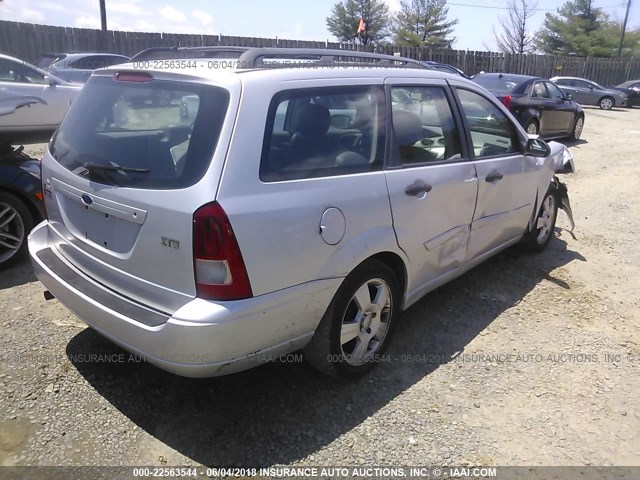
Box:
[28,221,340,377]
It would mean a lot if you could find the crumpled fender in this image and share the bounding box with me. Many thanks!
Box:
[525,137,576,232]
[554,177,575,232]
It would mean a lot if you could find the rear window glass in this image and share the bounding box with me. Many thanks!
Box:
[473,76,519,94]
[50,76,229,189]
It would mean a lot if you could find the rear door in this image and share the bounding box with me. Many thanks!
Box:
[42,72,238,312]
[453,86,537,261]
[214,80,395,298]
[383,78,478,299]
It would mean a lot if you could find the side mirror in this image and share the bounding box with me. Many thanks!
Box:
[526,138,551,157]
[565,94,573,101]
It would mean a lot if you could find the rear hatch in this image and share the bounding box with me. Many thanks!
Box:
[42,70,236,313]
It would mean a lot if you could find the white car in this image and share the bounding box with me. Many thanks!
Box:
[0,53,82,142]
[28,47,575,379]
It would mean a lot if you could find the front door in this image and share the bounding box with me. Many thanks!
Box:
[454,87,536,261]
[383,79,478,302]
[545,81,576,135]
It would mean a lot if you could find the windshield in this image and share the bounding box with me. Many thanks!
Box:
[50,75,229,189]
[473,76,519,94]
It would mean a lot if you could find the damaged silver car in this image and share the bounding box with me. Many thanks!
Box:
[29,47,575,379]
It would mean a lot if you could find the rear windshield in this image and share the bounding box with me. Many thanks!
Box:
[36,55,63,69]
[473,76,519,94]
[50,75,229,189]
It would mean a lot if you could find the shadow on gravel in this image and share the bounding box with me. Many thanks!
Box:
[560,138,588,148]
[67,235,585,466]
[0,258,36,290]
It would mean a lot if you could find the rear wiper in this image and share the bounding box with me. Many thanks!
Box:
[83,162,150,173]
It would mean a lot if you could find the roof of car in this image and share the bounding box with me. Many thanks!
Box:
[101,59,462,84]
[475,73,541,82]
[53,52,130,60]
[618,80,639,87]
[550,76,592,81]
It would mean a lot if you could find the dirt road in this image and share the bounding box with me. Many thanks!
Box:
[1,107,638,467]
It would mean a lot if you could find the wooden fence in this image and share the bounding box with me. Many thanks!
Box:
[1,20,639,85]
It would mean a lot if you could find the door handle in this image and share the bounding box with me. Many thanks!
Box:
[404,180,432,196]
[485,171,504,182]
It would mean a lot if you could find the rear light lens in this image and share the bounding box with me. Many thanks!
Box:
[501,95,512,110]
[193,202,252,301]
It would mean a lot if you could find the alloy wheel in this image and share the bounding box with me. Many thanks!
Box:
[536,194,557,245]
[0,202,25,264]
[339,278,392,366]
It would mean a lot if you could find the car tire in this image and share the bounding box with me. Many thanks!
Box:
[0,191,33,270]
[568,115,584,141]
[598,96,614,110]
[518,187,559,253]
[304,259,400,379]
[524,119,539,135]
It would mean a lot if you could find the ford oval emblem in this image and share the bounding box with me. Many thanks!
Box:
[81,194,93,206]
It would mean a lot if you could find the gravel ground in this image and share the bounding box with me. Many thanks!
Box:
[1,107,639,468]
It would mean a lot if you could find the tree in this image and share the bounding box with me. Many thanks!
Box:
[535,0,619,57]
[494,0,538,55]
[393,0,458,47]
[326,0,393,45]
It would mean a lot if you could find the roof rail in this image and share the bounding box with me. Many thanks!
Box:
[129,46,427,70]
[129,46,249,62]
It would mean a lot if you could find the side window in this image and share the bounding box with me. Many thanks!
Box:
[0,59,17,81]
[532,82,549,98]
[546,82,565,100]
[574,80,590,89]
[0,59,46,84]
[260,86,385,182]
[457,89,519,158]
[390,86,462,165]
[555,79,569,86]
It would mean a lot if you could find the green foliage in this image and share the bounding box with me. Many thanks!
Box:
[326,0,393,45]
[393,0,458,47]
[535,0,631,57]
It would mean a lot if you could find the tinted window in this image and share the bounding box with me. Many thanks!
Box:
[546,82,565,100]
[574,80,591,89]
[50,76,229,189]
[457,89,519,158]
[69,56,127,70]
[554,78,571,86]
[391,86,462,164]
[260,86,385,182]
[473,76,519,94]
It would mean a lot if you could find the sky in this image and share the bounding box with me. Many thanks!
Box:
[0,0,638,51]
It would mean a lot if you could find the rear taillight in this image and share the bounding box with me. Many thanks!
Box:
[193,202,252,301]
[501,95,512,110]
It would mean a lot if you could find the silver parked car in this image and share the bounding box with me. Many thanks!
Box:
[550,76,627,110]
[36,53,130,84]
[29,47,576,379]
[0,53,82,143]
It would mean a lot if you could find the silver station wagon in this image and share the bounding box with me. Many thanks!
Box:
[28,48,576,379]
